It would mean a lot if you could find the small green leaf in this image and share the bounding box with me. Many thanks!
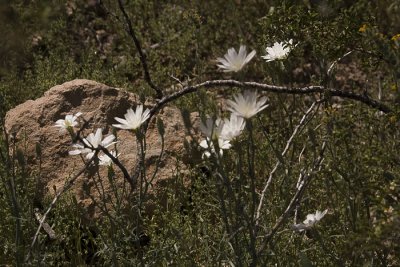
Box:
[181,109,192,130]
[157,117,165,136]
[16,148,26,167]
[35,142,42,158]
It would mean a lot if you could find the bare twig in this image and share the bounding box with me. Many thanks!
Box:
[34,209,56,240]
[256,142,326,256]
[294,145,306,224]
[116,0,163,99]
[327,50,354,76]
[99,146,135,190]
[25,152,98,262]
[255,101,320,225]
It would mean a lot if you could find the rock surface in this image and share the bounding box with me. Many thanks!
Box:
[5,79,196,219]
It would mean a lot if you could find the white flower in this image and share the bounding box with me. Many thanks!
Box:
[292,209,328,232]
[303,209,328,226]
[226,90,269,119]
[69,128,116,160]
[220,114,245,141]
[199,117,224,140]
[98,151,120,166]
[113,105,150,130]
[217,45,256,72]
[261,39,293,62]
[199,138,231,158]
[54,112,82,133]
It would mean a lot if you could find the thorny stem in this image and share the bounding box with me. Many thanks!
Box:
[10,135,22,266]
[137,130,146,214]
[312,228,343,266]
[209,141,242,264]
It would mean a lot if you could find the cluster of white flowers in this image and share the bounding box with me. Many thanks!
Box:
[52,37,331,237]
[198,90,268,158]
[202,40,292,156]
[55,105,151,167]
[216,40,294,72]
[55,40,294,161]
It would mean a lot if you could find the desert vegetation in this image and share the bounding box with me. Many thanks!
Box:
[1,0,399,265]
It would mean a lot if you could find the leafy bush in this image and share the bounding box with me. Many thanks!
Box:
[1,0,399,265]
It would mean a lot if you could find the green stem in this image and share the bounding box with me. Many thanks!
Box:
[246,120,258,266]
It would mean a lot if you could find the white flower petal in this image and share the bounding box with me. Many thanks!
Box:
[101,135,116,147]
[216,45,256,72]
[98,151,120,166]
[69,128,116,159]
[220,114,245,141]
[199,138,231,158]
[54,112,82,132]
[69,149,82,155]
[226,90,269,119]
[262,40,294,62]
[200,117,224,139]
[291,223,309,232]
[300,209,328,228]
[114,105,150,130]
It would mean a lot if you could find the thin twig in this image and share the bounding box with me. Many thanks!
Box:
[327,50,354,76]
[255,101,320,225]
[116,0,163,99]
[34,209,56,240]
[25,152,98,262]
[256,142,326,256]
[99,146,135,190]
[294,144,307,224]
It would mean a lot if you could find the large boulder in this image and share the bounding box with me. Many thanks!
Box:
[5,79,196,219]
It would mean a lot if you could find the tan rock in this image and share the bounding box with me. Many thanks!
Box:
[5,79,196,219]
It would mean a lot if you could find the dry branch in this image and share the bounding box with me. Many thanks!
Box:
[116,0,163,99]
[150,80,392,118]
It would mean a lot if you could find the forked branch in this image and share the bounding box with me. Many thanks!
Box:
[256,141,326,256]
[255,100,321,225]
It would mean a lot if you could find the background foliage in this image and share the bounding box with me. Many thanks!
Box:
[1,0,399,265]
